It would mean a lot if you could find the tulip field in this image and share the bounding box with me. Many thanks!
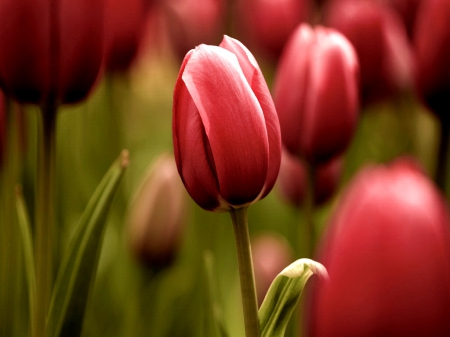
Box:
[0,0,450,337]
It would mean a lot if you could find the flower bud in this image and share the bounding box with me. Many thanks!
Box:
[277,149,342,207]
[0,0,105,106]
[236,0,312,59]
[105,0,148,72]
[324,0,413,105]
[306,158,450,336]
[273,24,359,164]
[251,233,293,305]
[173,36,282,212]
[414,0,450,120]
[127,154,187,269]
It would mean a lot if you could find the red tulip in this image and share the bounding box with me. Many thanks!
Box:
[127,154,187,269]
[173,36,282,212]
[306,158,450,336]
[414,0,450,120]
[324,0,413,105]
[236,0,312,59]
[0,0,105,106]
[273,24,359,164]
[381,0,422,38]
[277,149,342,207]
[251,233,293,305]
[162,0,225,60]
[105,0,148,72]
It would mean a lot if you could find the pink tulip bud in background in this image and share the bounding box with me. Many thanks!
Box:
[127,154,187,269]
[273,24,359,164]
[306,158,450,336]
[173,36,282,212]
[414,0,450,120]
[324,0,413,105]
[105,0,148,72]
[277,149,342,207]
[236,0,312,59]
[251,233,293,305]
[0,0,105,107]
[162,0,225,61]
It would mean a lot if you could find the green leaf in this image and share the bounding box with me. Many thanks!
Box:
[202,251,229,337]
[15,186,37,336]
[46,150,129,337]
[258,258,328,337]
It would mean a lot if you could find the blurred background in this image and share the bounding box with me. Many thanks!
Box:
[0,0,447,336]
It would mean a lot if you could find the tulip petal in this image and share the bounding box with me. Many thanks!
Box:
[302,28,359,163]
[220,36,282,199]
[173,51,227,211]
[182,45,269,206]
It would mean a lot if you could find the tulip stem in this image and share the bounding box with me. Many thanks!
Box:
[35,105,57,337]
[230,207,261,337]
[436,121,450,195]
[304,164,316,258]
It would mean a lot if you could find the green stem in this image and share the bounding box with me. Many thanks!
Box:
[436,120,449,194]
[35,105,57,337]
[304,164,316,258]
[229,207,260,337]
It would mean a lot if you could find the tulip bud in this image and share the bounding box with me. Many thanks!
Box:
[173,36,282,212]
[105,0,148,72]
[324,0,413,105]
[0,0,105,106]
[306,158,450,336]
[414,0,450,120]
[162,0,225,60]
[127,154,187,269]
[273,24,359,164]
[236,0,312,59]
[251,233,293,305]
[277,149,342,207]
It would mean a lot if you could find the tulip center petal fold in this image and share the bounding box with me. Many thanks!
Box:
[182,45,269,206]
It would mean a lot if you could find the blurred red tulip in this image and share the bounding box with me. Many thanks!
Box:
[380,0,422,38]
[306,158,450,336]
[162,0,225,60]
[277,149,342,207]
[0,0,105,107]
[173,36,282,212]
[127,154,187,269]
[273,24,359,164]
[105,0,148,72]
[414,0,450,120]
[324,0,413,105]
[251,233,293,305]
[236,0,312,59]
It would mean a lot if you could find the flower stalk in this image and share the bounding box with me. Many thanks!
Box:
[230,207,260,337]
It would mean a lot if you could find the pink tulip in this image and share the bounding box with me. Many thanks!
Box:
[173,36,282,212]
[273,24,359,164]
[0,0,105,106]
[306,158,450,336]
[277,149,342,206]
[414,0,450,120]
[251,233,293,305]
[127,154,186,269]
[324,0,413,105]
[236,0,312,59]
[105,0,148,72]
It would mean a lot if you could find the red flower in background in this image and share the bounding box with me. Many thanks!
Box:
[173,36,281,212]
[307,159,450,336]
[273,24,359,165]
[105,0,149,72]
[414,0,450,120]
[324,0,413,105]
[0,0,105,108]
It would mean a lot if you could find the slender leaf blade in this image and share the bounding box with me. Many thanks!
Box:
[46,150,129,337]
[258,258,328,337]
